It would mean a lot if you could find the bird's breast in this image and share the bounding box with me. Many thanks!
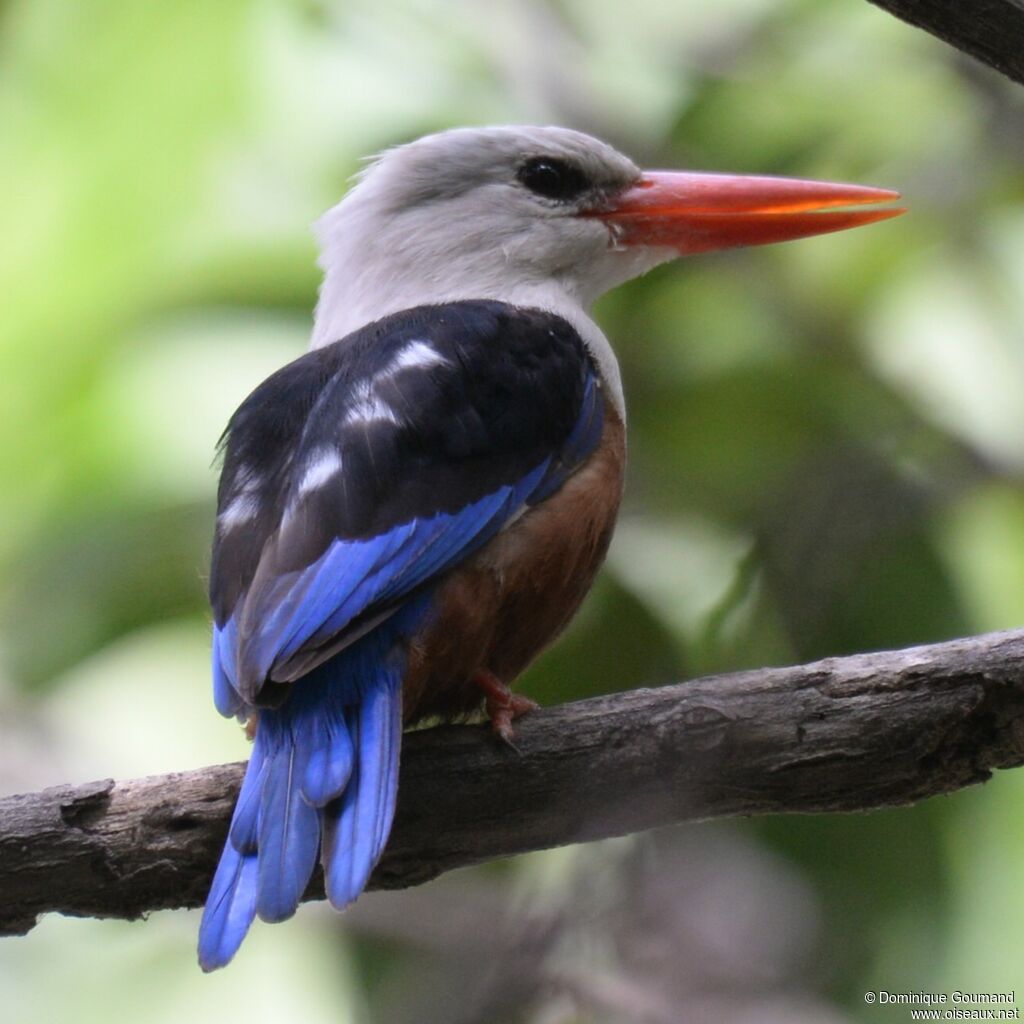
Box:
[403,398,626,723]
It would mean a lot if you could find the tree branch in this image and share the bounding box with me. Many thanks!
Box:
[867,0,1024,87]
[3,628,1024,936]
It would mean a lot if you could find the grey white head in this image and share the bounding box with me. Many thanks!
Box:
[311,125,904,410]
[310,126,675,404]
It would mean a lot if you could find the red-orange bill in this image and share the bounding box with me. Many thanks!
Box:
[593,170,905,253]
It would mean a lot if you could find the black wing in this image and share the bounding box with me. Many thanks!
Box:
[209,300,606,711]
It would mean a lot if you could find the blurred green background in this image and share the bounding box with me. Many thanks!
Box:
[2,0,1023,1021]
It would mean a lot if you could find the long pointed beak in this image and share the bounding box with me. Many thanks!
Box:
[592,171,904,253]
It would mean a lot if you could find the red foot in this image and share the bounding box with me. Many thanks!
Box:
[472,669,539,749]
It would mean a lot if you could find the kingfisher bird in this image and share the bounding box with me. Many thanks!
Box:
[198,125,902,970]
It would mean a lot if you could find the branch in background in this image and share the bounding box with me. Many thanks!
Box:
[3,628,1024,937]
[867,0,1024,87]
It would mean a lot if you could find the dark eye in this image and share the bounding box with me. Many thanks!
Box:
[516,157,590,201]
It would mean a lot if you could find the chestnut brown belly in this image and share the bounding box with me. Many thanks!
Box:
[402,403,625,724]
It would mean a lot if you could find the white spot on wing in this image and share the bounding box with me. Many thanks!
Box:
[298,447,344,495]
[345,394,401,426]
[219,492,260,530]
[344,378,402,426]
[218,469,262,530]
[384,340,448,375]
[342,341,448,428]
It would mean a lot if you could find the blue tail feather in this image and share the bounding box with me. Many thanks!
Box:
[197,841,259,973]
[299,712,354,807]
[227,746,267,855]
[255,741,321,923]
[198,597,429,970]
[322,670,403,910]
[372,678,402,855]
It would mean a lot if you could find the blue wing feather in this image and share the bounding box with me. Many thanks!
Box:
[229,460,550,693]
[531,371,603,505]
[212,619,243,718]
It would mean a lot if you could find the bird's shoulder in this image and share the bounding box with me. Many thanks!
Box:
[221,299,589,473]
[211,300,601,620]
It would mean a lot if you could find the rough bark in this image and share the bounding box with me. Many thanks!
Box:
[867,0,1024,87]
[3,629,1024,936]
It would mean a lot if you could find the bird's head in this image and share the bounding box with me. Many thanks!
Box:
[312,125,902,357]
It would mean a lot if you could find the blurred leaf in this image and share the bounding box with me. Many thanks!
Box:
[1,501,211,691]
[756,800,951,1010]
[0,0,250,559]
[756,445,969,660]
[936,483,1024,632]
[865,252,1024,473]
